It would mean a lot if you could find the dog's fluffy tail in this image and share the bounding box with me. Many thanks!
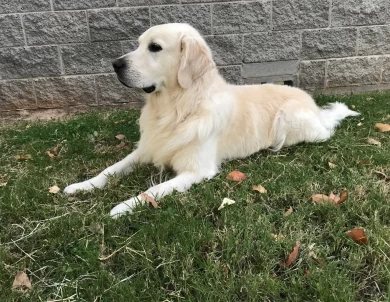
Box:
[320,102,360,130]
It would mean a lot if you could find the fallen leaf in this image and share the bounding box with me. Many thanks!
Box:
[45,150,56,159]
[312,190,348,205]
[337,189,348,204]
[375,123,390,132]
[312,194,335,204]
[373,170,389,182]
[12,272,32,291]
[226,170,246,182]
[280,242,300,267]
[52,145,59,155]
[271,233,285,242]
[346,228,368,245]
[357,122,363,126]
[329,192,340,203]
[115,134,126,140]
[308,252,325,267]
[140,193,159,208]
[49,186,60,194]
[253,184,267,193]
[359,159,371,165]
[114,120,126,124]
[218,197,236,210]
[328,162,337,169]
[115,141,127,150]
[367,138,381,146]
[283,206,293,217]
[15,154,31,160]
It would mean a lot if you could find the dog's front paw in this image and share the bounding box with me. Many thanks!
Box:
[110,196,145,218]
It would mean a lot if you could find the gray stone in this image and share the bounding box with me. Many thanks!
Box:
[53,0,115,10]
[0,80,36,110]
[301,28,357,59]
[61,42,122,75]
[24,12,89,45]
[243,75,297,85]
[327,57,381,87]
[34,76,96,108]
[95,74,145,105]
[0,46,61,80]
[242,60,299,78]
[218,66,242,85]
[0,15,24,47]
[0,0,51,14]
[151,5,211,35]
[212,1,271,34]
[358,26,390,55]
[119,0,180,5]
[205,35,242,66]
[381,56,390,83]
[89,8,150,42]
[273,0,329,30]
[122,41,139,54]
[182,0,230,2]
[332,0,387,27]
[299,60,325,88]
[243,31,301,63]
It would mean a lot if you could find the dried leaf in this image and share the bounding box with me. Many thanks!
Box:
[114,120,126,124]
[328,162,337,169]
[115,141,127,150]
[226,170,246,182]
[357,122,363,127]
[115,134,126,140]
[253,184,267,193]
[346,228,368,245]
[52,145,59,155]
[359,159,371,165]
[337,189,348,204]
[12,272,32,291]
[45,150,56,159]
[280,242,300,267]
[15,154,31,160]
[373,170,389,182]
[329,192,340,203]
[283,206,293,217]
[312,194,335,204]
[140,193,159,208]
[375,123,390,132]
[367,138,381,146]
[49,185,60,194]
[218,197,236,210]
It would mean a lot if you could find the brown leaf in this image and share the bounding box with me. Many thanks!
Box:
[226,170,246,182]
[115,134,126,140]
[15,154,31,160]
[12,272,32,291]
[140,193,159,208]
[328,162,337,169]
[359,159,371,165]
[337,189,348,204]
[367,138,381,146]
[346,228,368,245]
[45,150,56,159]
[283,206,293,217]
[312,194,335,204]
[52,145,59,155]
[253,184,267,193]
[49,185,60,194]
[329,192,340,203]
[373,170,389,182]
[115,141,127,150]
[218,197,236,210]
[375,123,390,132]
[280,242,300,267]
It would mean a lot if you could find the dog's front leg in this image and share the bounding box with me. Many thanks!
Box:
[110,171,211,218]
[64,149,141,194]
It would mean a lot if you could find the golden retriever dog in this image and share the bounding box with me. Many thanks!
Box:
[64,23,359,217]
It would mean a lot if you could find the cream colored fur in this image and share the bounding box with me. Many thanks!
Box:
[64,23,359,217]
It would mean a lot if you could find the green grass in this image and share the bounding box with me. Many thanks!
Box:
[0,92,389,302]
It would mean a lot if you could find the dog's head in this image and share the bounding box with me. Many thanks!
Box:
[112,23,215,94]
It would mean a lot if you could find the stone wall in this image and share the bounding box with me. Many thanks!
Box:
[1,0,390,118]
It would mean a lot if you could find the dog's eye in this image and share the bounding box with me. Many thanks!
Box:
[148,43,162,52]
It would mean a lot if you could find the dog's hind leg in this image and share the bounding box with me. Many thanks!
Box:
[64,149,141,194]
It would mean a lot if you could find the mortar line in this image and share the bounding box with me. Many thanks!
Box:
[270,0,273,31]
[49,0,54,11]
[86,10,91,42]
[324,60,329,89]
[57,46,64,75]
[31,78,38,107]
[328,0,332,28]
[20,14,28,46]
[94,75,99,106]
[355,27,359,57]
[149,6,152,28]
[210,4,213,35]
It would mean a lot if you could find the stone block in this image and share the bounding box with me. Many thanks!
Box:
[243,31,301,63]
[273,0,329,30]
[151,5,211,35]
[119,0,180,5]
[122,41,139,54]
[301,28,357,59]
[381,56,390,83]
[95,74,145,105]
[0,46,61,80]
[0,0,50,14]
[0,15,24,47]
[218,66,242,85]
[205,35,242,66]
[89,8,149,42]
[61,42,122,75]
[327,57,381,87]
[35,76,96,108]
[299,60,325,88]
[53,0,115,10]
[358,26,390,55]
[0,80,36,110]
[242,60,299,78]
[23,12,88,45]
[212,1,271,34]
[332,0,387,27]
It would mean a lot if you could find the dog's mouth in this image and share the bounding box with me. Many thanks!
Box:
[117,78,156,94]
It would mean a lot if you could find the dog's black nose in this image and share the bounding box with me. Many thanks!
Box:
[112,58,126,71]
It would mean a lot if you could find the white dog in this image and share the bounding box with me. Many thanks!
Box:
[64,23,359,217]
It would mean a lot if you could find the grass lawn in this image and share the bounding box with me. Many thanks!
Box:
[0,92,389,302]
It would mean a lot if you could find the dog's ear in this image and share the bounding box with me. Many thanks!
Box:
[178,36,215,89]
